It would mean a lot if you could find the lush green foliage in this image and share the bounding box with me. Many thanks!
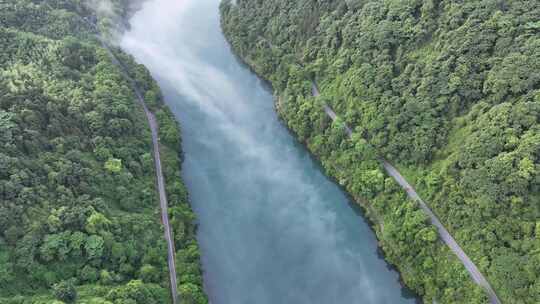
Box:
[0,1,206,303]
[53,280,77,303]
[221,0,540,303]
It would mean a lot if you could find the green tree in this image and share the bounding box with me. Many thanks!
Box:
[139,264,159,283]
[53,280,77,303]
[104,158,122,173]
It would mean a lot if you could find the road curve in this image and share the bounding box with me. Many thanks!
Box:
[46,4,181,301]
[312,83,501,304]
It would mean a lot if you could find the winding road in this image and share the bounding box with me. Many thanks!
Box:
[44,3,181,301]
[100,39,179,304]
[312,83,501,304]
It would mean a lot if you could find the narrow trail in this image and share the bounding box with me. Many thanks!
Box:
[312,83,501,304]
[43,2,180,301]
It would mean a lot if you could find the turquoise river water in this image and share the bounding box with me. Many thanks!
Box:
[122,0,419,303]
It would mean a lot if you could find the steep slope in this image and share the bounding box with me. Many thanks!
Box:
[0,1,207,303]
[221,0,540,303]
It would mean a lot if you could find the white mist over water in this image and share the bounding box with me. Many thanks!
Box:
[121,0,419,303]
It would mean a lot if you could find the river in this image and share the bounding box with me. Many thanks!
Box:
[121,0,418,303]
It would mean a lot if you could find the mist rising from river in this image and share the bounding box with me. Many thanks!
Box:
[121,0,418,303]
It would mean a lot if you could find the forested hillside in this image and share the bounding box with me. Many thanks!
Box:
[221,0,540,303]
[0,1,206,303]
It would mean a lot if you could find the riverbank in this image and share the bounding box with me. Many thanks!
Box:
[227,28,421,303]
[219,2,489,303]
[121,1,422,302]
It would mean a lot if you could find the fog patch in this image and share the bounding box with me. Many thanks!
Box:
[85,0,146,44]
[120,0,417,303]
[86,0,115,16]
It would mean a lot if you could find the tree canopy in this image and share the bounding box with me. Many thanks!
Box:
[221,0,540,303]
[0,1,207,303]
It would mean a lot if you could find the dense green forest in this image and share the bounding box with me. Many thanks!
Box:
[0,0,206,303]
[221,0,540,303]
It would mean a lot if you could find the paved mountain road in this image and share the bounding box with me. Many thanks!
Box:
[45,5,181,302]
[100,39,179,304]
[312,83,501,304]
